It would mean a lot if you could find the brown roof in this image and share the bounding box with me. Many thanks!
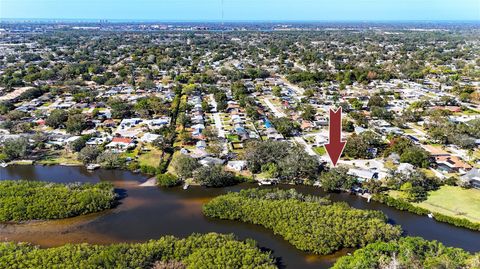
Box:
[435,156,472,170]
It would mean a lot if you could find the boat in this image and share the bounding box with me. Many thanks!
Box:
[183,183,189,190]
[427,213,434,219]
[0,162,8,168]
[86,164,101,170]
[258,180,273,186]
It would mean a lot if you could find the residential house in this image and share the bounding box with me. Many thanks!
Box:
[199,157,225,166]
[461,168,480,189]
[227,160,247,171]
[348,168,379,182]
[106,137,136,152]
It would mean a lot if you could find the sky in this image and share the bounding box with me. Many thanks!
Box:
[1,0,479,21]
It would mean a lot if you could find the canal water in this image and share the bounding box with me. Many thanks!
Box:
[0,165,479,269]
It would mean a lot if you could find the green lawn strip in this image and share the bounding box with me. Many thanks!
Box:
[415,186,480,223]
[312,146,326,155]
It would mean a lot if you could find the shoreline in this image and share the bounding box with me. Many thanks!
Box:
[2,163,479,232]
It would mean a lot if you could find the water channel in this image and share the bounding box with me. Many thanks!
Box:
[0,165,479,268]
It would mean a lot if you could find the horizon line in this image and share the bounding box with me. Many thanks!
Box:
[1,18,480,23]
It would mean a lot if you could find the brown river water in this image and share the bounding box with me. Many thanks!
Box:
[0,165,479,268]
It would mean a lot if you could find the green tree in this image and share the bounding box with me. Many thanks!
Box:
[194,165,236,187]
[203,188,401,255]
[319,167,357,192]
[301,104,316,121]
[46,109,68,129]
[172,154,200,179]
[108,98,133,119]
[156,173,181,187]
[96,151,123,169]
[66,113,87,134]
[1,138,29,161]
[69,136,88,152]
[333,237,475,269]
[78,146,101,164]
[271,117,299,137]
[272,86,282,97]
[0,181,115,221]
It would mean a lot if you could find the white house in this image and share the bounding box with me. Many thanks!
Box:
[227,160,247,171]
[348,168,378,182]
[140,133,161,143]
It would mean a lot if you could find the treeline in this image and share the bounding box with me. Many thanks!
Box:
[332,236,479,269]
[203,188,401,255]
[286,68,395,88]
[373,194,480,231]
[0,233,276,269]
[244,140,320,182]
[0,181,116,221]
[220,67,271,81]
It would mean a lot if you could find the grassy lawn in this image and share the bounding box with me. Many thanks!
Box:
[472,149,480,160]
[426,143,445,148]
[388,190,403,199]
[461,109,480,115]
[419,168,437,178]
[312,146,326,156]
[167,151,181,176]
[37,150,82,166]
[415,186,480,223]
[137,147,163,167]
[227,134,240,142]
[402,129,415,134]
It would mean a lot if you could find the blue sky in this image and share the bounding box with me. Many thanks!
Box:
[1,0,479,21]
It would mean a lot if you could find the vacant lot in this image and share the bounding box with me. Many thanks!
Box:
[415,186,480,223]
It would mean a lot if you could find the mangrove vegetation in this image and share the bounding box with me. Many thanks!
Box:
[202,188,402,255]
[0,180,116,221]
[0,233,276,269]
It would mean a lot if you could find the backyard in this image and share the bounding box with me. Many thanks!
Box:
[415,186,480,223]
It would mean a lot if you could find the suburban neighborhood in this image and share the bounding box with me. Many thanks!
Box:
[0,18,479,269]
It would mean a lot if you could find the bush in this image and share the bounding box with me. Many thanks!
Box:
[203,189,401,255]
[1,137,29,161]
[332,236,476,269]
[0,181,116,221]
[157,173,181,187]
[193,165,237,187]
[0,233,276,269]
[140,165,159,175]
[172,154,200,179]
[78,146,101,164]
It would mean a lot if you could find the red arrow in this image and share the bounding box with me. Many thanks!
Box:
[324,107,346,167]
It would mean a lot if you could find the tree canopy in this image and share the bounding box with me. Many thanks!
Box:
[203,188,401,255]
[0,233,276,269]
[333,236,479,269]
[0,181,116,221]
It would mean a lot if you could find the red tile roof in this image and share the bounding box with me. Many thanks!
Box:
[112,137,133,144]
